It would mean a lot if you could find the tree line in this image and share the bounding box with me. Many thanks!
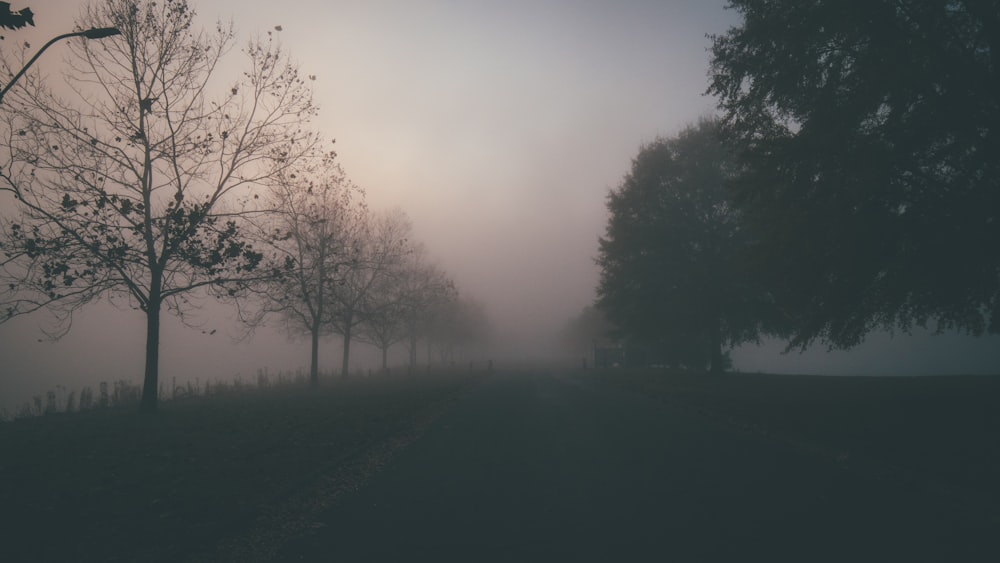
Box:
[590,0,998,373]
[0,0,489,413]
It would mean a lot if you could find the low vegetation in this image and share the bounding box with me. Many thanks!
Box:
[591,368,1000,526]
[0,370,478,562]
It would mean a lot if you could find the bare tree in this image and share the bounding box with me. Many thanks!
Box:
[393,256,456,372]
[328,208,411,376]
[355,264,412,373]
[247,151,365,386]
[427,297,490,365]
[0,0,317,412]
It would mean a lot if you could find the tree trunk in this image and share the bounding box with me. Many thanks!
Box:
[309,321,320,387]
[139,295,162,413]
[312,271,323,387]
[381,345,388,371]
[341,309,353,377]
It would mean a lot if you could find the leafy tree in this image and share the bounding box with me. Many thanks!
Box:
[596,119,773,373]
[0,2,33,31]
[0,0,317,412]
[708,0,1000,348]
[248,151,364,386]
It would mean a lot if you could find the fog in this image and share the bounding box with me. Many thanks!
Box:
[2,0,999,412]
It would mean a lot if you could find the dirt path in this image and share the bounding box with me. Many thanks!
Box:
[274,370,997,562]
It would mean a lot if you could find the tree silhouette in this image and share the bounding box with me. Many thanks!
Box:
[708,0,1000,349]
[247,151,363,386]
[561,305,614,361]
[355,267,412,372]
[327,208,412,377]
[423,296,489,365]
[0,0,318,412]
[597,119,776,373]
[354,235,421,372]
[0,2,33,31]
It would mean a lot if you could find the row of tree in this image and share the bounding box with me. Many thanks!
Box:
[0,0,488,412]
[246,157,489,386]
[593,0,998,372]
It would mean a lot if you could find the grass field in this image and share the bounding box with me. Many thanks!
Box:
[4,367,998,561]
[590,368,1000,532]
[0,371,478,563]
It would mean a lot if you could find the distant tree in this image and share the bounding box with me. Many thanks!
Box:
[394,255,456,371]
[0,2,33,31]
[249,152,364,386]
[708,0,1000,349]
[328,208,411,376]
[426,296,490,365]
[561,305,614,358]
[352,215,420,372]
[355,266,411,372]
[0,0,317,412]
[596,119,775,373]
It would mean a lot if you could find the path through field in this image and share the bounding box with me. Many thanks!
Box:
[276,370,995,562]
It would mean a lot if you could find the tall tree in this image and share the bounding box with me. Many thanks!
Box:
[248,151,364,386]
[596,119,773,373]
[0,0,317,411]
[708,0,1000,349]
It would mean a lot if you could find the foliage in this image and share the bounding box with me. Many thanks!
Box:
[0,2,33,31]
[708,0,1000,348]
[596,119,774,372]
[0,0,318,411]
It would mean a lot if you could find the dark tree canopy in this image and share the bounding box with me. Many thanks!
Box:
[0,2,33,31]
[708,0,1000,349]
[596,119,774,372]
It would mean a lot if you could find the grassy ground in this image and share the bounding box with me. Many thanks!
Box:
[6,367,998,561]
[588,368,1000,528]
[0,370,478,563]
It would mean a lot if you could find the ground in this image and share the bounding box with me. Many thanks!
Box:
[2,368,998,562]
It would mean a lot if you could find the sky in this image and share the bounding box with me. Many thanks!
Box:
[1,0,999,411]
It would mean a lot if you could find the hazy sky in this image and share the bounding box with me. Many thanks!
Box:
[206,0,735,336]
[18,0,733,330]
[1,1,999,410]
